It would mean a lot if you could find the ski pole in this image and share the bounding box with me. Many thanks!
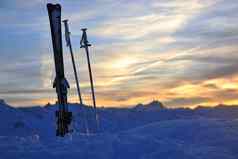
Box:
[80,28,99,131]
[63,20,90,135]
[63,20,83,105]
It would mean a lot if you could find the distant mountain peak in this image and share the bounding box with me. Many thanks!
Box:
[147,100,164,107]
[0,99,15,112]
[134,100,165,111]
[0,99,6,105]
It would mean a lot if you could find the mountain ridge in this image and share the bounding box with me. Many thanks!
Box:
[1,98,237,110]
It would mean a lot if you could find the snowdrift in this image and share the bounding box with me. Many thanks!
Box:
[0,100,238,159]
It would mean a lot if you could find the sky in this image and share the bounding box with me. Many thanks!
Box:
[0,0,238,108]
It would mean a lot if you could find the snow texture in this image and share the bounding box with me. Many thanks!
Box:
[0,100,238,159]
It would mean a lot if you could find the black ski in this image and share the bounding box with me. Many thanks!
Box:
[47,3,72,137]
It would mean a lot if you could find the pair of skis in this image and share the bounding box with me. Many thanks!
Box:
[47,3,98,137]
[47,4,72,137]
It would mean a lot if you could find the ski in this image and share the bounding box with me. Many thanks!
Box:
[47,3,72,137]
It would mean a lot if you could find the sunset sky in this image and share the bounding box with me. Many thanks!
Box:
[0,0,238,108]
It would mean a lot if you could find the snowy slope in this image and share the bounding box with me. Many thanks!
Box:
[0,100,238,159]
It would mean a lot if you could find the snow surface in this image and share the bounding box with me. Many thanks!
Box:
[0,100,238,159]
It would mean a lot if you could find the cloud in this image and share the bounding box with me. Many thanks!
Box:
[91,0,213,40]
[163,97,212,108]
[0,88,54,95]
[0,0,42,9]
[174,0,238,40]
[0,0,238,107]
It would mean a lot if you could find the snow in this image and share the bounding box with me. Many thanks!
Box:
[0,100,238,159]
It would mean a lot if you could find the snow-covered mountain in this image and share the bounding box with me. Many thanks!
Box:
[0,99,238,159]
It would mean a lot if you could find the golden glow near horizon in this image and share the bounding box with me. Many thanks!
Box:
[1,0,238,108]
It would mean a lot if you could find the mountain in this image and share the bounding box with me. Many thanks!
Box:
[134,100,165,111]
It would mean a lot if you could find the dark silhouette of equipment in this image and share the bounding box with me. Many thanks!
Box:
[47,3,72,137]
[80,29,99,131]
[63,20,90,134]
[63,20,83,105]
[47,3,100,136]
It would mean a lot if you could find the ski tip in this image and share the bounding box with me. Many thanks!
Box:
[81,28,87,31]
[62,19,68,23]
[47,3,61,10]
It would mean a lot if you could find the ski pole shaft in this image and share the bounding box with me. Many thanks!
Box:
[85,46,96,110]
[63,20,83,105]
[85,44,99,131]
[80,28,99,131]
